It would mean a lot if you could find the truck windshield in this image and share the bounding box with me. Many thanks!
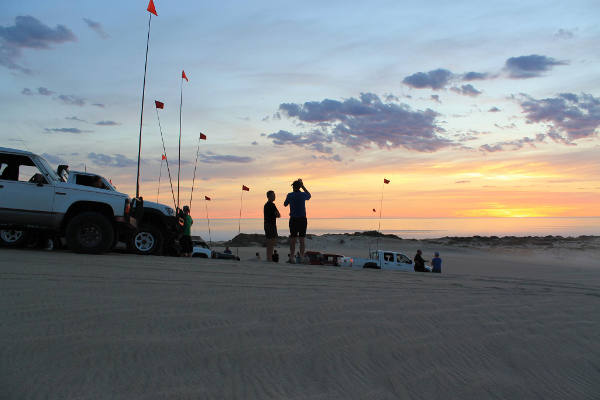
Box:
[34,156,60,182]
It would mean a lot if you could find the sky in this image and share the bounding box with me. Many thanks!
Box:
[1,0,599,219]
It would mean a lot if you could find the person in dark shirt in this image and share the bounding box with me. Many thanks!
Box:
[413,249,428,272]
[431,252,442,273]
[180,205,193,257]
[264,190,281,261]
[284,179,311,263]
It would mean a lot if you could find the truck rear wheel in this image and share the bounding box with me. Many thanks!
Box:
[0,229,28,247]
[66,212,114,254]
[129,224,163,255]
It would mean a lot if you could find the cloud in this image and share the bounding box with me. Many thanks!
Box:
[198,152,254,164]
[455,180,470,184]
[41,153,66,164]
[488,107,501,112]
[479,134,546,152]
[462,71,489,81]
[92,103,105,108]
[83,18,108,39]
[251,141,258,145]
[56,94,86,106]
[88,152,137,168]
[271,93,450,153]
[65,116,86,122]
[0,16,76,73]
[554,29,574,39]
[44,127,89,134]
[21,88,33,95]
[37,87,53,95]
[505,54,568,79]
[402,69,452,90]
[431,94,441,103]
[95,120,119,126]
[311,154,342,162]
[519,93,600,141]
[450,84,481,97]
[384,93,400,102]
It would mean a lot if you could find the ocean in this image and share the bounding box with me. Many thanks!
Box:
[190,217,600,242]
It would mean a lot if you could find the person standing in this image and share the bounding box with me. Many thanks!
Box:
[284,178,311,263]
[432,252,442,273]
[180,206,193,257]
[264,190,281,261]
[413,249,428,272]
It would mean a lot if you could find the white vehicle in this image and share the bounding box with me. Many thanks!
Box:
[0,147,140,253]
[62,169,180,256]
[191,236,212,258]
[347,250,430,272]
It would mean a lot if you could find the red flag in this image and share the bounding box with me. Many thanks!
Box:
[384,178,390,184]
[147,0,157,16]
[242,185,250,191]
[161,154,166,160]
[200,133,207,140]
[205,196,211,201]
[182,70,188,82]
[155,100,164,109]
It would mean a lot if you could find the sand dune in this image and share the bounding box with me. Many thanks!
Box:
[1,243,599,399]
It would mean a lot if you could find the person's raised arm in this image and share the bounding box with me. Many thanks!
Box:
[283,193,290,207]
[301,182,311,200]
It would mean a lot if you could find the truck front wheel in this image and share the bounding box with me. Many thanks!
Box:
[66,212,115,254]
[129,224,163,255]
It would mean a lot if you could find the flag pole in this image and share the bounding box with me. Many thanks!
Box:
[156,156,163,203]
[205,199,212,247]
[189,132,203,211]
[136,12,152,198]
[377,180,385,251]
[237,189,244,257]
[155,106,177,209]
[177,76,183,210]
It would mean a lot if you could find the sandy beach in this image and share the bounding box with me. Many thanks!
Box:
[1,236,599,399]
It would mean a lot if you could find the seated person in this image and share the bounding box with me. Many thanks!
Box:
[432,252,442,273]
[28,173,47,185]
[0,164,18,181]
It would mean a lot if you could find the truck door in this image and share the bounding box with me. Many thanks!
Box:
[382,252,395,269]
[396,253,413,271]
[0,154,56,228]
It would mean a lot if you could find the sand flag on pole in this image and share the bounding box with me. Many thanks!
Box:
[204,195,212,246]
[154,100,177,209]
[237,185,250,256]
[177,69,189,210]
[135,0,158,198]
[377,178,390,250]
[189,132,206,211]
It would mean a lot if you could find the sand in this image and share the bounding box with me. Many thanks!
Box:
[1,237,599,399]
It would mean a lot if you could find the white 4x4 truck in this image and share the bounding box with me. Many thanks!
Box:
[0,147,141,253]
[348,250,430,272]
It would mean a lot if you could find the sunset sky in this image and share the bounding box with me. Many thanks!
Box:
[1,0,599,218]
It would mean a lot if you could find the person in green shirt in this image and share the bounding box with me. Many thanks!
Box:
[181,205,193,257]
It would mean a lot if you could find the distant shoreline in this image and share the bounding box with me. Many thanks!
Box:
[215,231,600,249]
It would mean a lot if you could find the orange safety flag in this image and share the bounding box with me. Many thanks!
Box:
[182,70,188,82]
[384,178,390,184]
[200,133,207,140]
[147,0,157,16]
[205,196,211,201]
[161,154,166,160]
[155,100,164,109]
[242,185,250,191]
